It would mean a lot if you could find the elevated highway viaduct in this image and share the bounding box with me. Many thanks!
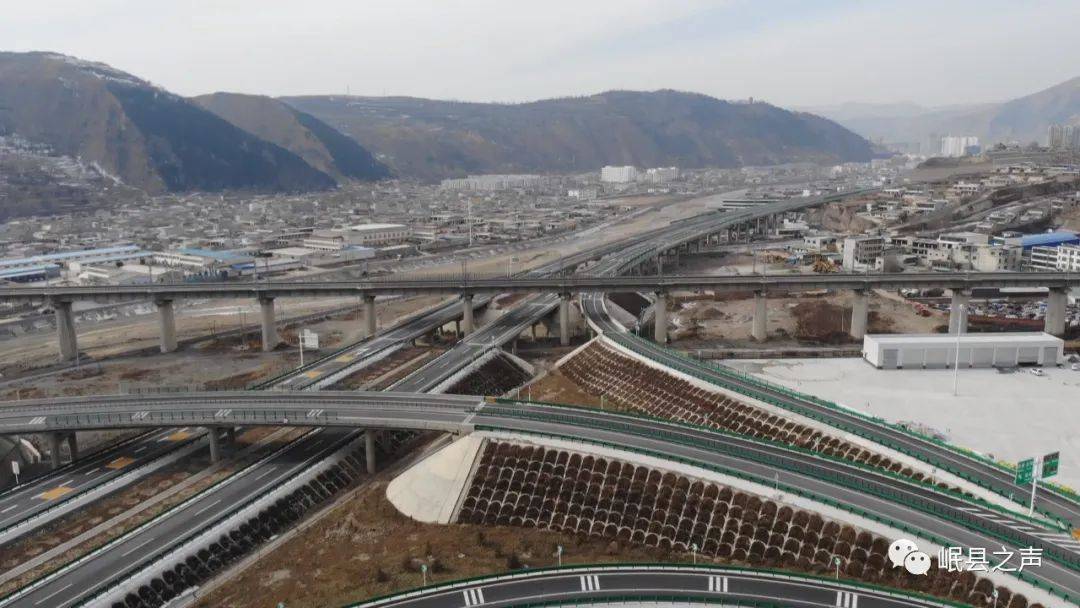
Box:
[4,273,1075,359]
[2,391,1080,605]
[0,189,889,361]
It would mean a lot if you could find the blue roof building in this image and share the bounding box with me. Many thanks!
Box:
[0,245,147,271]
[1007,231,1080,250]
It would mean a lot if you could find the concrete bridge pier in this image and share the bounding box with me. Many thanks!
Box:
[48,432,63,470]
[259,297,278,351]
[365,429,377,474]
[530,323,538,342]
[948,290,970,335]
[207,427,222,463]
[363,295,377,339]
[54,299,78,362]
[66,433,78,462]
[455,319,462,338]
[156,299,178,353]
[654,291,668,344]
[461,294,475,335]
[558,293,572,346]
[849,290,868,340]
[1045,287,1068,336]
[752,291,768,342]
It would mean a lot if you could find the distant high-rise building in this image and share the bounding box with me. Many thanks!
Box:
[1047,124,1080,150]
[642,167,680,183]
[600,165,639,183]
[939,135,980,158]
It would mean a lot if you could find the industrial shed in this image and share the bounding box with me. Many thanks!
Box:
[863,332,1064,369]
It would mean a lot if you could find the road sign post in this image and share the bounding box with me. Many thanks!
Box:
[10,460,19,485]
[1017,452,1061,516]
[1043,451,1060,479]
[298,329,318,368]
[1015,458,1035,485]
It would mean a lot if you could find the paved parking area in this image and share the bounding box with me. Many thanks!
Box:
[726,357,1080,490]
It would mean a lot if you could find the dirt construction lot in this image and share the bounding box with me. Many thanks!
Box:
[669,289,943,348]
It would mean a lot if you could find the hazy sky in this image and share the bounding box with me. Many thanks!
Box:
[5,0,1080,108]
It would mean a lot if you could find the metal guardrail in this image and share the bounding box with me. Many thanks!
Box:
[0,435,204,544]
[80,431,362,607]
[0,430,318,608]
[346,563,972,608]
[489,398,1063,532]
[480,407,1080,573]
[606,331,1080,525]
[473,425,1078,606]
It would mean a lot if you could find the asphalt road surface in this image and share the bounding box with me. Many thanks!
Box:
[350,566,961,608]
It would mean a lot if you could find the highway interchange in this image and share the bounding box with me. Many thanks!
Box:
[4,390,1080,604]
[1,187,1079,607]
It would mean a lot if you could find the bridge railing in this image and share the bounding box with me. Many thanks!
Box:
[470,424,1077,605]
[345,563,973,608]
[480,407,1080,572]
[604,330,1080,519]
[488,398,1064,532]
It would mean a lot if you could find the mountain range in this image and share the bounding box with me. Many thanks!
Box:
[0,52,369,195]
[0,51,878,209]
[283,91,875,181]
[806,76,1080,147]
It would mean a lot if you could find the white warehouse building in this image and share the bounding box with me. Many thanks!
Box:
[863,333,1063,369]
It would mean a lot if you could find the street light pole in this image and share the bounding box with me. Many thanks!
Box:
[1029,456,1041,517]
[952,304,964,396]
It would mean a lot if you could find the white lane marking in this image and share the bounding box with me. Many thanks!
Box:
[215,409,232,418]
[191,499,222,518]
[33,583,72,605]
[836,591,858,607]
[462,587,485,606]
[58,479,74,488]
[132,411,149,421]
[134,446,147,454]
[253,467,276,481]
[120,535,157,557]
[1,504,18,514]
[307,409,324,418]
[707,575,728,592]
[29,416,46,425]
[579,575,600,591]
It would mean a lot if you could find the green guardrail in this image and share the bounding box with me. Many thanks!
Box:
[489,398,1064,532]
[0,429,347,607]
[478,406,1080,574]
[607,331,1080,520]
[471,425,1077,606]
[345,562,980,608]
[68,431,358,608]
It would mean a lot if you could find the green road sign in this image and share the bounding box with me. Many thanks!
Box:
[1043,452,1060,479]
[1016,458,1035,485]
